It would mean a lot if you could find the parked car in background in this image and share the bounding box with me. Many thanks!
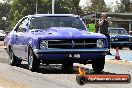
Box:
[0,30,6,41]
[129,31,132,35]
[109,28,132,50]
[5,14,109,73]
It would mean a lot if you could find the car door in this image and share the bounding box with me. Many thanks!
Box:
[13,17,29,60]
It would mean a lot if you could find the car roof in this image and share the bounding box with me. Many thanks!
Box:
[27,14,79,18]
[108,28,125,30]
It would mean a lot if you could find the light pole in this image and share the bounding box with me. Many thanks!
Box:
[52,0,55,14]
[36,0,38,14]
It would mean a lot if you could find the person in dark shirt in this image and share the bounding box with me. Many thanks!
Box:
[98,13,112,55]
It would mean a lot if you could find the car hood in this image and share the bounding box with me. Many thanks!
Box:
[30,27,106,39]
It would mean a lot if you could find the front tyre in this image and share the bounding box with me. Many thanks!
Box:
[92,56,105,73]
[9,48,21,66]
[28,48,40,72]
[62,60,73,73]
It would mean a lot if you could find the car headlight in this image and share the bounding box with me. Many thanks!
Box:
[96,39,104,48]
[115,38,118,41]
[40,40,48,49]
[110,38,114,41]
[129,38,132,42]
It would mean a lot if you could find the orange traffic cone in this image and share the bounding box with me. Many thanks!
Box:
[78,65,86,76]
[115,47,121,60]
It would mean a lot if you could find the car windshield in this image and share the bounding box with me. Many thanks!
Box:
[30,16,86,30]
[109,29,128,35]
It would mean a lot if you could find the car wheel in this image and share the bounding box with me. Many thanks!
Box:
[118,46,122,49]
[63,62,73,67]
[62,61,73,72]
[110,45,114,49]
[92,56,105,73]
[129,47,132,50]
[28,48,40,72]
[9,48,21,66]
[111,46,116,49]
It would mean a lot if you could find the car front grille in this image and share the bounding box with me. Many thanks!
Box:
[116,38,129,42]
[47,39,97,49]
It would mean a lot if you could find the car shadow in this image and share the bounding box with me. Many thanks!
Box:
[19,63,117,75]
[20,63,78,74]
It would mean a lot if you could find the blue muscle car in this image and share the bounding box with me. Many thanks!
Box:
[5,14,109,73]
[109,28,132,50]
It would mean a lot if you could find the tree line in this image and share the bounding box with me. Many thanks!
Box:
[0,0,131,31]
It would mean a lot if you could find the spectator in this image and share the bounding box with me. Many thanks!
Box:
[87,20,96,32]
[98,13,112,55]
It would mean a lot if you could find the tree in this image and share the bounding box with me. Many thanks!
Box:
[68,0,84,16]
[83,0,111,14]
[52,0,83,16]
[8,0,83,30]
[10,0,51,27]
[115,0,132,12]
[114,2,124,12]
[0,2,11,31]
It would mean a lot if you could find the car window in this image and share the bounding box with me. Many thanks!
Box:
[29,16,86,30]
[17,18,28,32]
[109,29,128,35]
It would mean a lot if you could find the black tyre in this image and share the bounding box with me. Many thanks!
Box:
[118,46,122,49]
[9,48,21,66]
[111,44,116,49]
[129,47,132,50]
[62,62,73,67]
[92,56,105,73]
[110,45,114,49]
[62,61,73,73]
[28,48,40,72]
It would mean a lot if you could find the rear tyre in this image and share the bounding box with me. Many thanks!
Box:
[92,56,105,73]
[118,46,122,49]
[28,48,40,72]
[129,47,132,50]
[111,45,114,49]
[9,48,21,66]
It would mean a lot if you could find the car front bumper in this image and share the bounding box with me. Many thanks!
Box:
[110,42,132,47]
[34,48,109,54]
[33,48,109,63]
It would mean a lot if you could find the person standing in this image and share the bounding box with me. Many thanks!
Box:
[98,13,112,55]
[87,20,96,32]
